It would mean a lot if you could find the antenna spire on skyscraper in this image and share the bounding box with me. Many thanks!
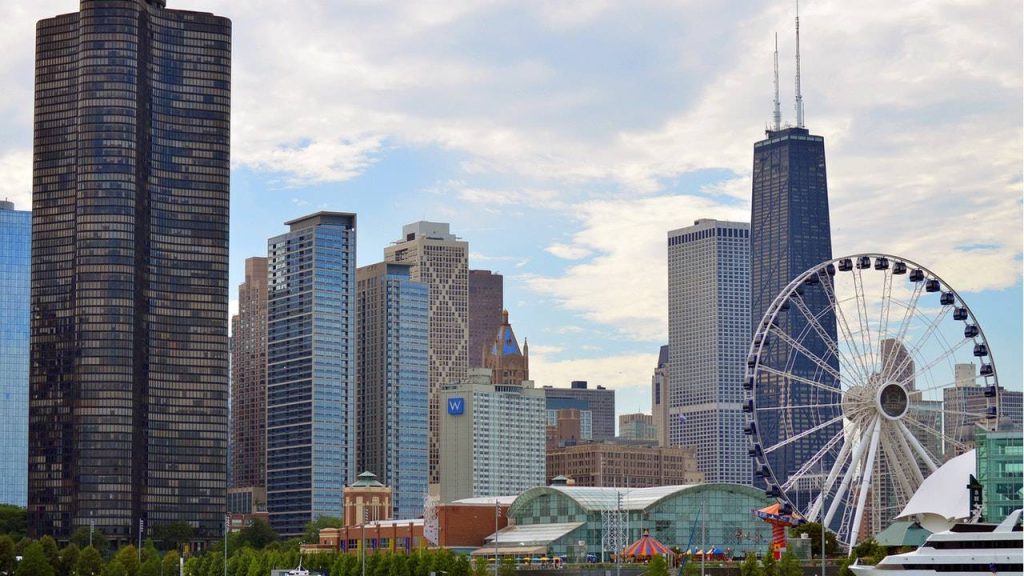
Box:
[794,0,805,128]
[772,33,781,132]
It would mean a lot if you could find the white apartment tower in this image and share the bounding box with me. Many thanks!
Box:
[667,219,751,484]
[439,368,546,502]
[385,221,469,485]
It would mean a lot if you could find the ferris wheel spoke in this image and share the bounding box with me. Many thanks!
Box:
[885,301,955,389]
[820,274,873,384]
[808,433,853,522]
[852,268,879,376]
[893,336,969,392]
[896,420,940,473]
[881,425,916,509]
[903,413,968,458]
[825,421,872,529]
[757,365,845,398]
[766,325,844,384]
[762,413,846,456]
[757,402,852,412]
[790,291,865,383]
[877,268,895,356]
[849,418,883,553]
[883,279,927,377]
[781,427,846,492]
[891,422,925,486]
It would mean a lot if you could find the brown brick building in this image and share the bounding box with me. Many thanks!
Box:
[546,442,703,487]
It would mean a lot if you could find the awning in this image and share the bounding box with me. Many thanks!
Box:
[471,545,549,557]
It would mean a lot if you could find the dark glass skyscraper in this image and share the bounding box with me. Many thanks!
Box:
[29,0,230,543]
[750,127,839,490]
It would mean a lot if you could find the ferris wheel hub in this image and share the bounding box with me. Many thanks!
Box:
[876,382,910,420]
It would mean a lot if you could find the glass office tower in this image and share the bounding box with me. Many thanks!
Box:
[0,201,30,507]
[750,127,839,491]
[29,0,230,543]
[356,262,429,519]
[266,213,357,537]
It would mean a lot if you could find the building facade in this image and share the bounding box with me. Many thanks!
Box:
[384,222,469,486]
[29,0,231,543]
[543,382,615,442]
[355,262,429,520]
[266,213,357,537]
[975,429,1023,522]
[651,345,669,448]
[231,257,268,495]
[468,270,503,368]
[545,442,703,487]
[439,369,546,502]
[750,127,838,490]
[618,413,658,443]
[0,201,30,507]
[943,372,1023,458]
[668,219,751,484]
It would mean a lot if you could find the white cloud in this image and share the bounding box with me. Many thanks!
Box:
[0,149,31,209]
[529,349,658,392]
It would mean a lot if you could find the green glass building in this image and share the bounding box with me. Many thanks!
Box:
[975,429,1023,521]
[499,483,774,560]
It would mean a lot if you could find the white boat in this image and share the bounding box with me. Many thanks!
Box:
[851,509,1022,576]
[286,558,310,576]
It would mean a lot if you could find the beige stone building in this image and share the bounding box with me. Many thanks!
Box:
[546,442,703,487]
[344,471,393,526]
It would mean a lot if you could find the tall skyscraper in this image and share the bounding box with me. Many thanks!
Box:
[0,201,30,507]
[668,219,751,484]
[468,270,503,367]
[651,345,669,448]
[266,213,356,537]
[229,257,268,517]
[384,222,469,486]
[355,262,429,520]
[29,0,230,543]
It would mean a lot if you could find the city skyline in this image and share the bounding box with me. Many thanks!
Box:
[0,0,1020,419]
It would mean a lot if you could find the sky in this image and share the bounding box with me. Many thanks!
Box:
[1,0,1021,423]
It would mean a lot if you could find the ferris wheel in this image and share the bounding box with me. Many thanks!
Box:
[743,254,1001,548]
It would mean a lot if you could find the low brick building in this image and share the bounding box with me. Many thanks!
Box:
[546,442,703,487]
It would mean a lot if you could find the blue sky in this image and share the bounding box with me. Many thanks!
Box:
[1,0,1021,421]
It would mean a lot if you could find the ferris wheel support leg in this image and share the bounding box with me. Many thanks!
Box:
[825,423,872,528]
[897,421,939,473]
[808,435,852,522]
[848,418,882,554]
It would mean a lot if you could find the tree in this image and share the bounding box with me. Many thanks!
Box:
[0,506,26,540]
[645,554,670,576]
[499,556,516,576]
[162,550,181,576]
[78,546,105,576]
[471,556,488,576]
[851,539,886,565]
[152,522,195,552]
[38,535,61,572]
[740,553,763,576]
[102,560,129,576]
[762,551,778,576]
[0,535,16,575]
[60,543,82,576]
[788,523,839,558]
[237,519,277,550]
[301,516,343,545]
[778,549,801,576]
[71,527,110,556]
[683,559,700,576]
[139,557,161,576]
[114,545,140,576]
[16,541,55,576]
